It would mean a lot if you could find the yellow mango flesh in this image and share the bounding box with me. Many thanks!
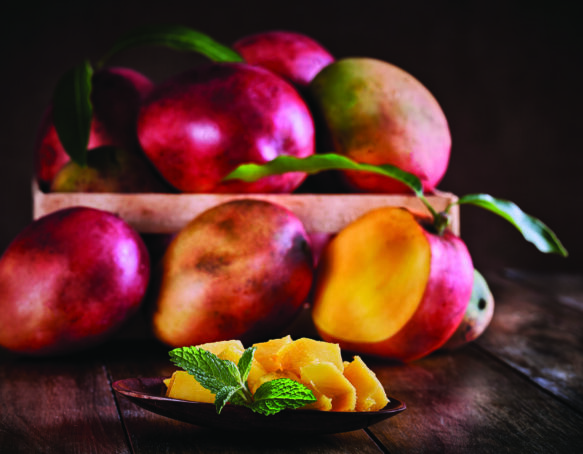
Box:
[197,339,244,355]
[300,362,356,412]
[165,370,215,403]
[277,337,344,374]
[252,335,293,372]
[312,207,430,343]
[343,356,389,411]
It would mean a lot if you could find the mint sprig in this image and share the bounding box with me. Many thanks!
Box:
[169,346,316,415]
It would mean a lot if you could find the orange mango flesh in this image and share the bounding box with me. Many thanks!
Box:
[164,337,389,412]
[312,207,431,343]
[278,337,344,374]
[251,335,292,372]
[300,362,356,411]
[165,370,215,403]
[343,356,389,411]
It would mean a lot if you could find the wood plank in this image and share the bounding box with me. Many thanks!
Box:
[501,269,583,312]
[105,340,385,454]
[32,181,460,235]
[475,272,583,413]
[366,347,583,453]
[0,346,130,453]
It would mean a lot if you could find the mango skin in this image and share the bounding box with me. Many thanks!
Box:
[308,57,451,193]
[233,30,334,88]
[137,63,315,194]
[442,269,495,350]
[0,207,150,355]
[152,199,314,347]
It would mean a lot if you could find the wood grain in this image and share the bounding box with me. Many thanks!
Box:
[476,272,583,413]
[0,346,129,453]
[367,347,583,453]
[32,181,460,235]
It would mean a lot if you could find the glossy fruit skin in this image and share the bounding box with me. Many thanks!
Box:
[308,57,451,193]
[233,30,334,87]
[0,207,150,355]
[34,67,153,190]
[312,208,473,362]
[442,269,495,350]
[137,62,315,193]
[50,145,171,193]
[152,199,314,347]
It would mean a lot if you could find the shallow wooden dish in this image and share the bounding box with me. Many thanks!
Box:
[113,376,406,434]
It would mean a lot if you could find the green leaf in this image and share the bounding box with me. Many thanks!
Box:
[223,153,424,196]
[237,347,256,384]
[100,24,243,66]
[214,386,241,414]
[251,378,317,416]
[169,346,241,394]
[456,193,568,256]
[52,60,93,166]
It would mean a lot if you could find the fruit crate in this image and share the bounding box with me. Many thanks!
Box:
[32,181,460,236]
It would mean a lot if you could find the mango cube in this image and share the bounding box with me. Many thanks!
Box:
[165,370,215,403]
[277,337,344,375]
[252,335,293,372]
[343,356,389,411]
[300,361,356,411]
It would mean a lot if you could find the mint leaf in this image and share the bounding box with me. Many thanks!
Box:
[169,346,316,415]
[169,346,241,393]
[214,386,241,414]
[52,60,93,166]
[237,347,256,383]
[251,378,317,416]
[456,193,568,257]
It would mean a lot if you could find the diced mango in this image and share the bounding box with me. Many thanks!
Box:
[300,361,356,412]
[343,356,389,411]
[163,337,389,413]
[278,337,344,375]
[252,335,293,372]
[165,370,215,403]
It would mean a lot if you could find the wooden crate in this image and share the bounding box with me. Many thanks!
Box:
[32,181,460,236]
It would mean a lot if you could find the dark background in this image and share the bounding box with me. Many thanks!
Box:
[1,1,581,274]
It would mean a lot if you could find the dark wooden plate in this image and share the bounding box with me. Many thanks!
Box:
[112,377,406,434]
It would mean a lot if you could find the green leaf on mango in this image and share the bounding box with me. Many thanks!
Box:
[456,194,568,257]
[52,60,93,167]
[223,153,424,196]
[100,24,243,65]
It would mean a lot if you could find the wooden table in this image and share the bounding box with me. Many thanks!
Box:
[2,269,583,453]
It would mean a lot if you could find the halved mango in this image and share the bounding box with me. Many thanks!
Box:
[343,356,389,411]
